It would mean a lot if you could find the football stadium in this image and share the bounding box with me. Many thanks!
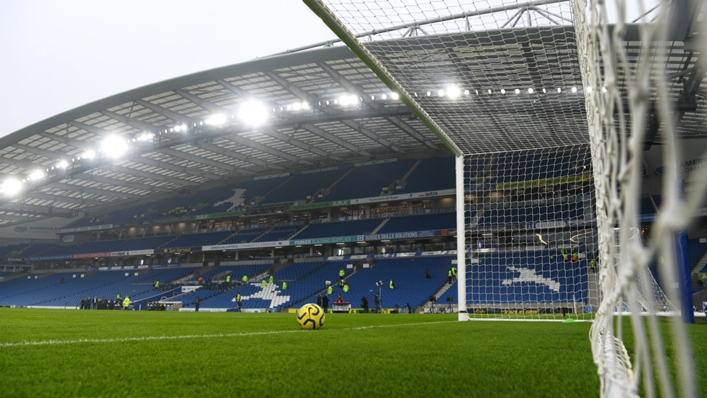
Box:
[1,0,706,396]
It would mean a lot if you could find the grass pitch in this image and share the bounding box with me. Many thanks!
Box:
[0,309,703,397]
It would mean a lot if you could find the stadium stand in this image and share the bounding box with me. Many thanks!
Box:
[61,240,123,255]
[0,244,28,258]
[465,251,587,304]
[261,167,348,204]
[305,257,452,310]
[219,228,268,245]
[377,212,455,234]
[478,200,584,226]
[110,236,174,252]
[396,157,455,193]
[317,159,415,201]
[192,177,288,215]
[253,225,300,242]
[160,231,233,248]
[18,244,55,258]
[294,219,382,239]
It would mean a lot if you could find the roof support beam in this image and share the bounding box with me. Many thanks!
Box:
[136,99,193,125]
[3,201,76,215]
[300,123,370,156]
[101,110,159,133]
[69,120,111,138]
[228,135,313,165]
[38,132,94,152]
[175,89,229,114]
[26,192,105,206]
[318,62,436,149]
[72,173,169,192]
[340,120,402,152]
[133,157,222,180]
[260,127,343,161]
[0,213,39,222]
[102,164,198,186]
[194,140,283,169]
[160,147,254,174]
[49,183,143,199]
[12,143,76,162]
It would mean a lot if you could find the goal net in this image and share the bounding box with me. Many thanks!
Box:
[304,0,704,396]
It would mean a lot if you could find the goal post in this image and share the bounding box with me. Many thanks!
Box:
[304,0,704,395]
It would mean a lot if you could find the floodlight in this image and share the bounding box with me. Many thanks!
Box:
[391,92,400,100]
[382,94,387,100]
[180,124,187,131]
[447,86,461,98]
[238,101,268,126]
[101,135,128,158]
[59,160,68,169]
[464,90,469,95]
[29,170,44,181]
[528,88,534,94]
[571,86,577,93]
[292,102,302,111]
[514,89,520,94]
[586,86,593,93]
[83,149,96,160]
[438,90,445,97]
[500,89,506,94]
[557,88,562,93]
[206,114,227,126]
[302,102,310,110]
[1,179,22,196]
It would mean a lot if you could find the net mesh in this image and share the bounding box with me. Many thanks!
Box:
[305,0,705,396]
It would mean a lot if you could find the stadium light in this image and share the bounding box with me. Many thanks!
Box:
[438,90,445,97]
[292,102,302,111]
[238,101,268,126]
[514,89,520,95]
[1,179,22,196]
[586,86,593,93]
[426,91,431,96]
[391,92,400,100]
[447,86,461,98]
[528,88,534,94]
[382,94,387,100]
[58,160,68,169]
[206,114,228,126]
[101,135,128,158]
[571,86,577,93]
[29,170,44,181]
[500,89,506,95]
[557,88,562,93]
[82,149,96,160]
[487,89,492,94]
[464,90,470,95]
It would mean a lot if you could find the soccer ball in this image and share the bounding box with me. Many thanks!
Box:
[297,303,325,330]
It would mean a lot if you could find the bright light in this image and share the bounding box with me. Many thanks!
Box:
[447,86,461,98]
[382,94,387,100]
[1,179,22,196]
[238,101,268,126]
[528,88,534,94]
[292,102,302,111]
[58,160,68,169]
[173,125,181,132]
[206,114,227,126]
[101,135,129,158]
[586,86,593,93]
[391,92,399,100]
[557,88,562,93]
[180,124,187,131]
[338,95,358,106]
[571,86,577,93]
[514,89,520,94]
[426,91,431,97]
[29,170,44,181]
[601,87,607,93]
[542,88,547,93]
[83,150,96,159]
[464,90,470,95]
[500,89,506,95]
[371,95,375,101]
[438,90,445,97]
[487,89,492,94]
[302,102,310,110]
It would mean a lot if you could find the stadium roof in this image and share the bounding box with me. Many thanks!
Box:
[0,0,703,226]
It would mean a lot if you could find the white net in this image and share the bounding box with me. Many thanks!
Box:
[304,0,706,396]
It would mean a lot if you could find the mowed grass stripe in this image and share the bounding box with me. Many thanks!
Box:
[0,320,459,348]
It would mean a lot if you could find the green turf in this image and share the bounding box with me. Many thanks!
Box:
[0,309,701,397]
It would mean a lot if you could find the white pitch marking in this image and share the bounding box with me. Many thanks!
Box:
[0,320,458,348]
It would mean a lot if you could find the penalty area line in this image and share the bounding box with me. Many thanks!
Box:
[0,320,458,348]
